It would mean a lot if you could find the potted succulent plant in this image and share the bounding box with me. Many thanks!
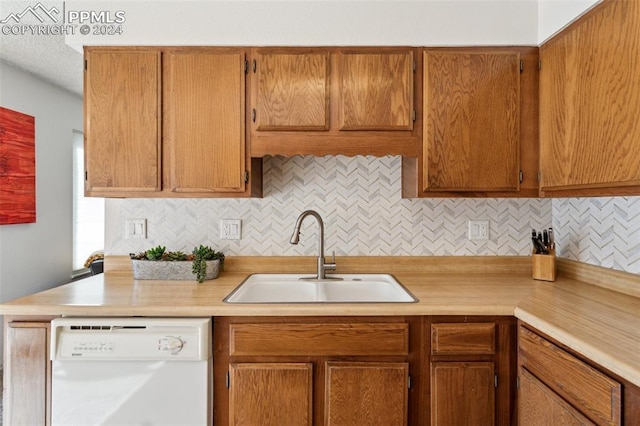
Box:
[129,245,224,283]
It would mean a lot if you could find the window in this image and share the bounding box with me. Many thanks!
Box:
[72,130,104,274]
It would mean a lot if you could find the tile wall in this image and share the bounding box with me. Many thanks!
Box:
[106,156,552,259]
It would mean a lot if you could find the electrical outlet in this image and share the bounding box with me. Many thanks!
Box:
[468,220,489,241]
[125,219,147,239]
[220,219,241,240]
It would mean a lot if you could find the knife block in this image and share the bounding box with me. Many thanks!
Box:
[532,248,556,281]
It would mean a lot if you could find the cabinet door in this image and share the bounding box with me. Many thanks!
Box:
[431,362,495,426]
[539,1,640,194]
[338,51,414,130]
[423,50,520,192]
[229,363,312,426]
[519,369,593,425]
[253,52,330,131]
[5,322,50,426]
[84,49,161,194]
[164,51,246,193]
[325,362,408,426]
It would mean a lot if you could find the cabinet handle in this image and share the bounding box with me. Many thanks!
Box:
[251,109,256,123]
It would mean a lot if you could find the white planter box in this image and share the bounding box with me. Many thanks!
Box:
[131,259,220,281]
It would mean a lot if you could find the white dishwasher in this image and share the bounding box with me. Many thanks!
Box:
[50,317,212,426]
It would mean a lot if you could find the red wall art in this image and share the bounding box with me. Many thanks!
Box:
[0,106,36,225]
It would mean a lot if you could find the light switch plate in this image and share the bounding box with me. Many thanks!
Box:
[125,219,147,239]
[468,220,489,241]
[220,219,241,240]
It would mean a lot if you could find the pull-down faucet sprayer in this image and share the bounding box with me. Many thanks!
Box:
[289,210,337,280]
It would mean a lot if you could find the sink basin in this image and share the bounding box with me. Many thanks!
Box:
[223,274,418,303]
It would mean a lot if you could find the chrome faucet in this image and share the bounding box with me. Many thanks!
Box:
[289,210,337,280]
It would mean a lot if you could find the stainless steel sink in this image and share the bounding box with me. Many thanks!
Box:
[223,274,418,303]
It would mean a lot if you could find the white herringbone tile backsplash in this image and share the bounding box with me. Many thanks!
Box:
[552,197,640,274]
[106,156,551,258]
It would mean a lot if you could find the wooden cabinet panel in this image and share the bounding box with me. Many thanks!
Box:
[249,48,419,157]
[539,1,640,195]
[85,49,161,194]
[519,368,593,426]
[164,51,246,193]
[229,322,408,356]
[338,52,414,130]
[423,50,520,192]
[4,322,50,426]
[518,326,621,425]
[325,362,408,426]
[254,52,330,130]
[431,362,495,426]
[431,322,496,356]
[229,363,313,426]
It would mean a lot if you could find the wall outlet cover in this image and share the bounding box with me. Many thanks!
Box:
[125,219,147,239]
[221,219,241,240]
[468,220,489,241]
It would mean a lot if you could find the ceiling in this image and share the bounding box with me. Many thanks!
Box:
[0,1,83,96]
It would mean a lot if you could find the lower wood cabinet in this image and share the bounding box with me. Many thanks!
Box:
[431,362,495,425]
[427,317,516,426]
[325,362,409,425]
[215,317,413,426]
[518,323,640,425]
[229,363,313,426]
[4,321,51,426]
[215,316,516,426]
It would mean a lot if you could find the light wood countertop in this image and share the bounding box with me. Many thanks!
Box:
[1,256,638,386]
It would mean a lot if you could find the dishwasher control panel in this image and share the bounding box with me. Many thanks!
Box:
[51,318,211,361]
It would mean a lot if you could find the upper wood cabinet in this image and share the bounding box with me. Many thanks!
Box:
[249,48,419,157]
[84,47,261,198]
[253,52,330,131]
[539,0,640,196]
[164,51,246,193]
[84,49,161,194]
[403,47,539,198]
[338,52,414,131]
[423,49,520,192]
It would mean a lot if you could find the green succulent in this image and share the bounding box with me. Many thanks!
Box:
[130,245,224,283]
[166,251,188,261]
[191,245,225,283]
[145,245,166,260]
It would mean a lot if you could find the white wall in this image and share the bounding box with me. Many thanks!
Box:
[0,61,83,356]
[538,0,600,43]
[67,0,539,48]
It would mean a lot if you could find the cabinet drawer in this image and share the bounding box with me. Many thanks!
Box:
[431,323,496,355]
[229,323,408,356]
[519,326,621,425]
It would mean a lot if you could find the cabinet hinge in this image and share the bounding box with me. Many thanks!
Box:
[252,59,257,73]
[520,59,524,73]
[244,171,249,183]
[84,171,88,181]
[226,371,230,389]
[538,59,542,70]
[494,374,498,388]
[519,170,523,183]
[251,108,256,123]
[412,110,416,122]
[408,375,412,389]
[244,59,249,74]
[413,60,416,73]
[516,376,520,390]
